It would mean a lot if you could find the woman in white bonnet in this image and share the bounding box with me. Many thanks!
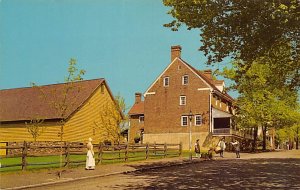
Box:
[86,137,95,170]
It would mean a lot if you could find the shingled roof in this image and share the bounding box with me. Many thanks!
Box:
[0,79,105,122]
[128,101,144,115]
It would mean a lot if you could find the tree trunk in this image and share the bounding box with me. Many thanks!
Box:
[262,125,267,151]
[252,127,258,152]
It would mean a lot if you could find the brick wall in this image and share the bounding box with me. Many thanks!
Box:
[129,115,144,143]
[144,58,211,135]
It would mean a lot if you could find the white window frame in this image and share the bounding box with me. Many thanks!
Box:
[163,77,169,87]
[195,115,202,126]
[181,116,188,126]
[179,95,186,105]
[182,75,189,85]
[139,116,144,123]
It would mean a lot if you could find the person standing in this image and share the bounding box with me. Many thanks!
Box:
[231,140,241,158]
[194,139,201,158]
[218,138,226,158]
[86,138,95,170]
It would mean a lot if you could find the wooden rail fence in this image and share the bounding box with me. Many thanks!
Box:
[0,141,182,171]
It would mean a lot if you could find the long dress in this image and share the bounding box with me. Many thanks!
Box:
[86,142,95,169]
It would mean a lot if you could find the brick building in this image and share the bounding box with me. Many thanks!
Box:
[129,46,249,149]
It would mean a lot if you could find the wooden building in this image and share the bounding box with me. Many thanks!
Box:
[0,79,122,146]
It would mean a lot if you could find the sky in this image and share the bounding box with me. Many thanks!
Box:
[0,0,235,109]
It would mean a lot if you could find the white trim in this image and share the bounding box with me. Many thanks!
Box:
[182,75,189,85]
[181,116,188,126]
[179,95,186,105]
[144,57,213,95]
[144,58,178,95]
[163,76,170,87]
[144,92,156,96]
[178,59,213,90]
[197,88,211,91]
[212,108,233,118]
[195,115,202,126]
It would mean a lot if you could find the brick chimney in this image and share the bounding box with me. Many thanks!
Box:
[171,45,182,62]
[203,69,212,79]
[135,92,142,104]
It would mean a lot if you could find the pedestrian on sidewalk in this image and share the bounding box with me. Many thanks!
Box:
[86,137,95,170]
[194,139,201,158]
[231,140,240,158]
[218,138,226,158]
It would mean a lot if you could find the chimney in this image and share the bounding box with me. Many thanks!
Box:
[171,45,182,62]
[135,92,142,104]
[203,69,212,79]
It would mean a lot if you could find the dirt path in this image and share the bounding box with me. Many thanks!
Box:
[26,150,300,190]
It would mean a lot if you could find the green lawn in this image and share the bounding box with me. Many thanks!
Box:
[0,150,188,172]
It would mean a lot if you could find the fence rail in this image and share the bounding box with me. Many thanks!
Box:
[0,141,182,171]
[213,128,253,139]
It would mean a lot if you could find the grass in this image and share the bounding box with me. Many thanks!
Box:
[0,150,189,173]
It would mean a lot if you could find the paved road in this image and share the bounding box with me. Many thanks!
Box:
[35,150,300,190]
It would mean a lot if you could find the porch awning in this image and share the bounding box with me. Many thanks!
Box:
[212,108,232,118]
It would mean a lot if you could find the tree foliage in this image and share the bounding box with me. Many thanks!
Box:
[163,0,300,88]
[94,94,127,144]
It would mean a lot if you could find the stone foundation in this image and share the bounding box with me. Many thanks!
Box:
[7,141,86,156]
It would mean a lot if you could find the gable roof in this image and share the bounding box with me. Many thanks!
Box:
[0,79,105,122]
[144,57,234,102]
[128,101,144,116]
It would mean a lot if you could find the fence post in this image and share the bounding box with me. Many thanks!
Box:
[98,142,103,165]
[125,142,128,162]
[179,142,182,157]
[22,141,27,171]
[146,143,149,160]
[164,142,167,158]
[64,142,70,167]
[154,141,156,156]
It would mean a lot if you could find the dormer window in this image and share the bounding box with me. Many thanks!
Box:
[182,75,189,85]
[163,77,169,87]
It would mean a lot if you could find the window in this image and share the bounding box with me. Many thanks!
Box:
[181,116,188,126]
[163,77,169,87]
[195,115,202,126]
[139,116,144,123]
[182,75,189,85]
[180,96,186,105]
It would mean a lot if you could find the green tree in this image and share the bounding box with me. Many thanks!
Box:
[163,0,300,88]
[224,60,299,151]
[93,94,127,144]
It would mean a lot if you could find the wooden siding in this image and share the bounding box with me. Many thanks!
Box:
[64,84,116,143]
[0,83,121,144]
[0,122,61,142]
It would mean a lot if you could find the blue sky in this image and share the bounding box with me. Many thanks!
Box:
[0,0,234,108]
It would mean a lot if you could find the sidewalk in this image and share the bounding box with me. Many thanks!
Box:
[1,150,298,190]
